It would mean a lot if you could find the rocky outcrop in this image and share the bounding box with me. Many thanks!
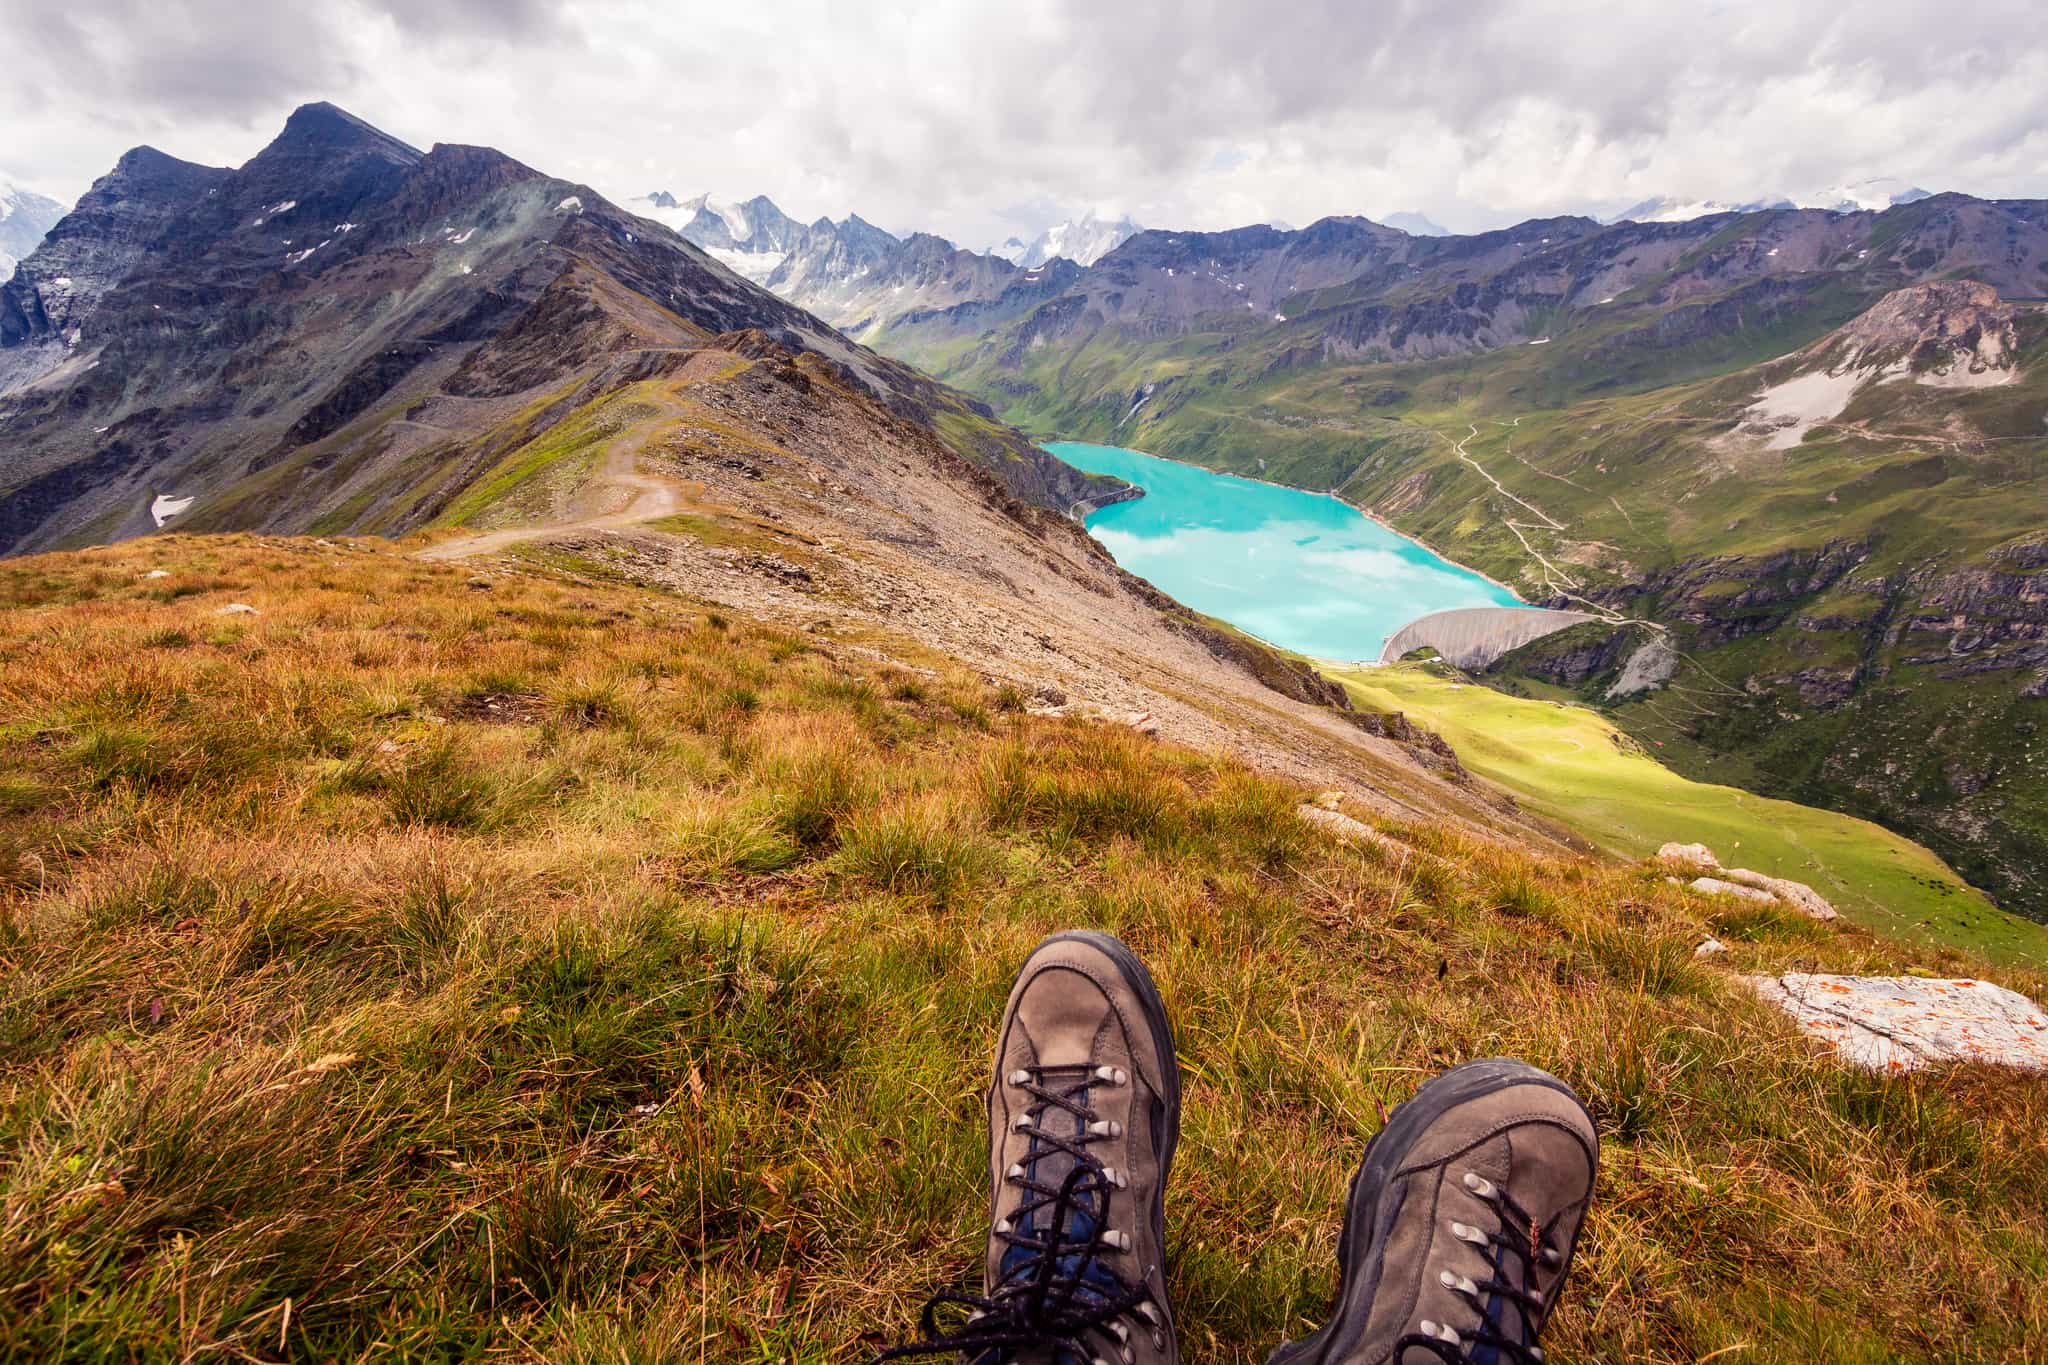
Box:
[1658,842,1840,920]
[1596,541,1871,647]
[1606,638,1679,699]
[1819,280,2021,386]
[1718,868,1840,921]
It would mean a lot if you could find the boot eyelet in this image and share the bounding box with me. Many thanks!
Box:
[1007,1069,1032,1086]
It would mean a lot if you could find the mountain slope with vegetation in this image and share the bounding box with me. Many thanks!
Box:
[1329,660,2048,966]
[2,535,2045,1362]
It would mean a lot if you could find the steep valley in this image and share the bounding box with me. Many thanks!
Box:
[876,208,2048,920]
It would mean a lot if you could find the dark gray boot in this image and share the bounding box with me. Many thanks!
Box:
[879,930,1182,1364]
[1269,1060,1598,1365]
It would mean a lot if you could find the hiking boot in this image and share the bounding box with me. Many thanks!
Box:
[1269,1059,1598,1365]
[878,930,1182,1364]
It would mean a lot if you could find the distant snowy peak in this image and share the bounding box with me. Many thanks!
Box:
[1608,181,1938,225]
[628,191,817,283]
[635,191,815,249]
[0,175,68,279]
[1381,211,1449,237]
[997,213,1143,268]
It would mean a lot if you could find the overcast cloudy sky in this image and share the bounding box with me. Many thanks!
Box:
[4,0,2046,245]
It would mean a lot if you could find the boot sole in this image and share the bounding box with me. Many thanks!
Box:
[1267,1058,1588,1365]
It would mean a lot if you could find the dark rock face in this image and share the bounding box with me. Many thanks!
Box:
[1488,622,1638,688]
[1595,541,1871,646]
[0,147,229,354]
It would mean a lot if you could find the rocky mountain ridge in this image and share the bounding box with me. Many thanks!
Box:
[628,192,1138,339]
[0,104,1113,556]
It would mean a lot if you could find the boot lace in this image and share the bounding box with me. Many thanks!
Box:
[1394,1175,1560,1365]
[875,1061,1158,1364]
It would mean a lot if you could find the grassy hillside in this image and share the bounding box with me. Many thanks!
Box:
[3,536,2046,1361]
[1327,662,2048,967]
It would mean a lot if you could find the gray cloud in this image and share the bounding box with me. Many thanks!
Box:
[1,0,2042,246]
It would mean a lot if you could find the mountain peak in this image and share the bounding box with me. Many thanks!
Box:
[271,103,424,164]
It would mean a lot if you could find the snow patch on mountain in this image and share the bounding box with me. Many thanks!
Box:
[705,246,786,285]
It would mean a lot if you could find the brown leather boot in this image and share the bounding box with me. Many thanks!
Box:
[878,930,1181,1364]
[1269,1060,1597,1365]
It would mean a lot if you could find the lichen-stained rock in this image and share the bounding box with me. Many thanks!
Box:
[1749,974,2048,1072]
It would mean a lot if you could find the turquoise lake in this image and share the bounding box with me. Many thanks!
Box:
[1044,441,1526,661]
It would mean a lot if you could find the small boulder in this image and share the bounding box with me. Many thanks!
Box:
[218,603,259,616]
[140,569,170,580]
[1721,868,1839,921]
[1695,936,1729,958]
[1658,842,1721,871]
[1689,876,1777,904]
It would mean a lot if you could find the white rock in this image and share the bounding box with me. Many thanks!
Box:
[1695,936,1729,958]
[140,569,170,580]
[218,603,259,616]
[1749,974,2048,1072]
[1689,876,1777,904]
[1658,842,1721,870]
[1721,868,1840,921]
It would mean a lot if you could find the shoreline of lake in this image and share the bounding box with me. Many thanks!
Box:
[1041,439,1531,662]
[1052,437,1532,607]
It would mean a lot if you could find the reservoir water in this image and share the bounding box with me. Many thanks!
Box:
[1045,441,1526,661]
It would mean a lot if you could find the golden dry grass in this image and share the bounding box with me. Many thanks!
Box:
[1,533,2044,1362]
